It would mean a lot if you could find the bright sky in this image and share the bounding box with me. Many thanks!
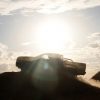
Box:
[0,0,100,78]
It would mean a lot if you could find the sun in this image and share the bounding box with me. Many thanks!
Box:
[35,19,73,53]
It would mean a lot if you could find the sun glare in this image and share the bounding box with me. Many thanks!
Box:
[35,19,73,53]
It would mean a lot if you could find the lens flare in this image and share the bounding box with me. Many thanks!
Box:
[32,59,58,91]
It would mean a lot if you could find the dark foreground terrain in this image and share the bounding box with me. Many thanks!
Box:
[92,71,100,81]
[0,71,100,100]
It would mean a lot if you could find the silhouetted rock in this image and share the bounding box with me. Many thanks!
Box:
[92,71,100,81]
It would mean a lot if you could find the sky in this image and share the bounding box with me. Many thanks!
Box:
[0,0,100,78]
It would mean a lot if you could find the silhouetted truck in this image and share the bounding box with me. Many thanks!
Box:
[16,53,86,76]
[1,53,100,100]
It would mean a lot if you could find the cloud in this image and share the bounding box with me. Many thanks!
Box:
[0,43,8,59]
[0,43,18,73]
[21,42,33,46]
[88,32,100,48]
[88,32,100,41]
[0,42,32,73]
[0,0,100,15]
[86,33,100,66]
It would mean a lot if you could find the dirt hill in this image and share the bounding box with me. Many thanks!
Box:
[0,72,100,100]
